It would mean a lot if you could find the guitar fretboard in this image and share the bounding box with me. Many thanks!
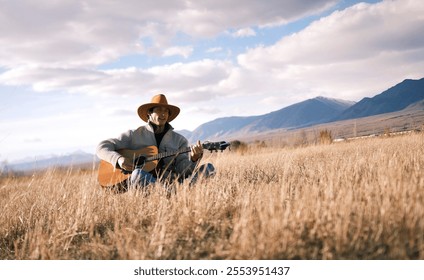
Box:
[145,147,191,162]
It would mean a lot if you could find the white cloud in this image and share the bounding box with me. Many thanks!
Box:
[173,0,337,36]
[24,137,42,143]
[1,0,423,106]
[231,28,256,38]
[162,46,194,58]
[0,0,340,113]
[145,59,233,101]
[185,106,222,115]
[0,66,108,92]
[237,0,424,101]
[206,47,223,53]
[0,59,233,102]
[0,0,336,69]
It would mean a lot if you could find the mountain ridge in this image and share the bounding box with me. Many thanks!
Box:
[185,96,355,142]
[335,78,424,121]
[184,77,424,142]
[2,151,98,173]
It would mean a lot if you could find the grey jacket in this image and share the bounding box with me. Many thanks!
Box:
[96,122,197,178]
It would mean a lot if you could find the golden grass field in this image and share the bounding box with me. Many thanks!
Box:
[1,132,423,260]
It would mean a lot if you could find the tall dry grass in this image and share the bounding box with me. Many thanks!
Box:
[1,133,423,260]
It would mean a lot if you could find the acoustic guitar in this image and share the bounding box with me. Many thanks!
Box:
[98,141,230,188]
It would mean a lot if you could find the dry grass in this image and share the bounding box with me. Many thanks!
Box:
[1,133,423,260]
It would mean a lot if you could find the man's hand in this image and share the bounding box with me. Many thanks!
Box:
[118,156,135,171]
[190,140,204,162]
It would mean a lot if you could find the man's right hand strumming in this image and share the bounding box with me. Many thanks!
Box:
[118,157,135,171]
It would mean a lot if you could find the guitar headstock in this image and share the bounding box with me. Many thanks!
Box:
[202,141,231,152]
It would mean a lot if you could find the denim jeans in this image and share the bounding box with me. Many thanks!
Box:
[130,163,215,189]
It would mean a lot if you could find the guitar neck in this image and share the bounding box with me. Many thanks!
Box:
[146,147,191,162]
[143,142,230,163]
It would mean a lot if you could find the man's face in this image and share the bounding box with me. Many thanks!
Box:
[149,106,170,126]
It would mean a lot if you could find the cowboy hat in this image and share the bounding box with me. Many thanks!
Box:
[137,94,180,122]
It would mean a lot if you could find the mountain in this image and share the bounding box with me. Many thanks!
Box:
[187,96,354,142]
[188,115,260,141]
[184,78,424,142]
[176,129,192,140]
[245,96,355,131]
[335,78,424,121]
[3,151,98,173]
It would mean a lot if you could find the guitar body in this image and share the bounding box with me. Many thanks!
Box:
[97,146,158,188]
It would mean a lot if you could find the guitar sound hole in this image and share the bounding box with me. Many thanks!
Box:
[134,156,146,169]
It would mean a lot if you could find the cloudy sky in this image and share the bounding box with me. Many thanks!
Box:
[1,0,424,162]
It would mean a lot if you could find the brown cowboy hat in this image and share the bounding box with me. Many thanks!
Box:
[137,94,180,122]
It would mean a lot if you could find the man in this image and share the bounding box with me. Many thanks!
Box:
[96,94,215,191]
